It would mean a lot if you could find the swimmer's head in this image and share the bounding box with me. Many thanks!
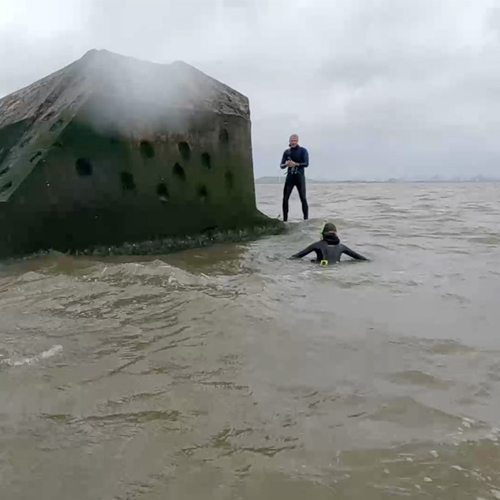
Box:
[322,222,337,237]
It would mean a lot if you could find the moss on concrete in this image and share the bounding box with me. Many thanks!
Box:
[8,218,285,260]
[77,218,285,256]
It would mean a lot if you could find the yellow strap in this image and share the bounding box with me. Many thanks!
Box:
[320,259,329,267]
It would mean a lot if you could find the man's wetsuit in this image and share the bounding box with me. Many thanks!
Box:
[291,233,367,263]
[280,145,309,221]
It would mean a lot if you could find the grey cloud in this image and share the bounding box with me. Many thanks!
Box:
[1,0,500,179]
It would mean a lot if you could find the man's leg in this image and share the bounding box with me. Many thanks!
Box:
[296,174,309,220]
[282,174,294,222]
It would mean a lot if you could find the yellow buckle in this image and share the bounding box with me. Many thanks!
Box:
[320,259,329,267]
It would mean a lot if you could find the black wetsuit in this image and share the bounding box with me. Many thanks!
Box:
[291,233,367,264]
[280,145,309,221]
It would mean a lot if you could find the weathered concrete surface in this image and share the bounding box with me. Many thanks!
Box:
[0,49,278,259]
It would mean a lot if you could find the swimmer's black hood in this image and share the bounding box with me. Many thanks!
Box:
[323,233,340,245]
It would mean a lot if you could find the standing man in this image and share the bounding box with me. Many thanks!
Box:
[279,134,309,222]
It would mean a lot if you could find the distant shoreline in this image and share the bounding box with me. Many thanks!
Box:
[255,176,500,185]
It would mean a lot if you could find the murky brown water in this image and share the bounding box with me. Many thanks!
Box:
[1,182,500,499]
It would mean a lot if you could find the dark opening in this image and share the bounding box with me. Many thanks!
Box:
[219,128,229,144]
[49,119,64,132]
[178,141,191,161]
[156,183,169,203]
[53,142,63,148]
[140,141,155,159]
[201,152,211,169]
[75,158,93,176]
[197,184,209,202]
[75,158,94,177]
[121,171,136,190]
[29,151,42,163]
[42,111,56,122]
[225,171,234,191]
[0,166,10,177]
[19,137,31,148]
[173,162,186,181]
[0,181,13,193]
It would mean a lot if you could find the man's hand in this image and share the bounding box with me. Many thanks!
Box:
[286,160,298,167]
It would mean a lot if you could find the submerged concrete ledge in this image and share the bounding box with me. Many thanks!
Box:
[76,218,285,257]
[8,218,285,260]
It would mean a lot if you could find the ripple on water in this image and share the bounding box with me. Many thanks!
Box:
[367,396,462,428]
[388,338,480,357]
[387,370,453,390]
[468,235,500,245]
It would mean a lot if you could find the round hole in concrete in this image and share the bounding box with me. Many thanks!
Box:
[219,128,229,144]
[140,141,155,159]
[120,171,136,190]
[75,158,93,176]
[225,171,234,191]
[178,141,191,161]
[156,183,169,203]
[197,184,208,201]
[173,162,186,181]
[0,166,10,177]
[30,151,42,163]
[49,119,64,133]
[19,136,32,148]
[201,152,211,169]
[0,181,13,193]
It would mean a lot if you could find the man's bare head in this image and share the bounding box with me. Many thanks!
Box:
[289,134,299,147]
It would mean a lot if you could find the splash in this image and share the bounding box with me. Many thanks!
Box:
[0,344,62,367]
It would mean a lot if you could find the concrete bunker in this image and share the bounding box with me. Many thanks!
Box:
[0,48,276,258]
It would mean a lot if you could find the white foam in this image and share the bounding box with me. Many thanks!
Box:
[0,344,62,367]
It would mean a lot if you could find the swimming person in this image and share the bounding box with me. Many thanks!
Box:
[279,134,309,221]
[290,222,368,264]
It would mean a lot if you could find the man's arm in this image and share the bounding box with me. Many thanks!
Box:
[296,147,309,168]
[341,245,368,261]
[290,241,319,259]
[280,150,289,169]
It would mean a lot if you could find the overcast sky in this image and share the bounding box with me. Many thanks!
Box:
[1,0,500,180]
